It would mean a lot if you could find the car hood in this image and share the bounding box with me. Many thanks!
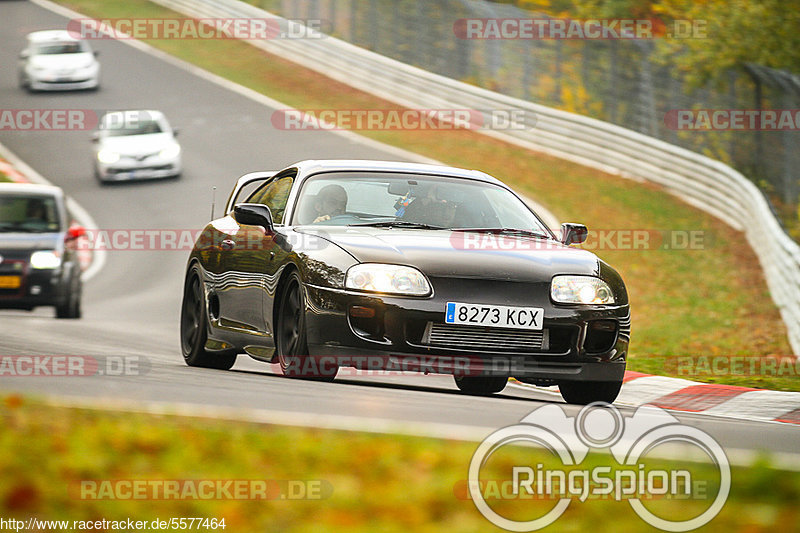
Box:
[30,53,95,70]
[301,227,600,281]
[0,232,61,252]
[98,133,176,156]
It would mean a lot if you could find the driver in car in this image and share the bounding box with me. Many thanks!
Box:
[312,184,348,223]
[26,199,51,225]
[400,185,457,227]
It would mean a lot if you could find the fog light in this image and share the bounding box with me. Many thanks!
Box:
[30,285,42,295]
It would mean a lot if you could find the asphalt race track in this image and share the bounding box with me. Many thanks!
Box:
[1,0,798,459]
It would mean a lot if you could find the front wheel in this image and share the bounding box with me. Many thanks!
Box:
[558,380,623,405]
[55,280,81,319]
[276,271,336,381]
[180,268,236,370]
[454,375,508,395]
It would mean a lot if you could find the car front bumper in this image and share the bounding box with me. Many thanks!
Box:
[96,158,182,181]
[0,268,70,309]
[300,279,629,382]
[28,72,99,91]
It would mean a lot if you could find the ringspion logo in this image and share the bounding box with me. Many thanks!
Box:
[468,403,729,531]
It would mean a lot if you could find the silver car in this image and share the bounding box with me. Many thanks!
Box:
[19,30,100,92]
[92,110,183,183]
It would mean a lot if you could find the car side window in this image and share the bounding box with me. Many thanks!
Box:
[246,175,294,224]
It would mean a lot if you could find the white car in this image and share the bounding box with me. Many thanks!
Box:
[92,110,182,183]
[19,30,100,92]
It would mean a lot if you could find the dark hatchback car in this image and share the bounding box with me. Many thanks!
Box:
[181,160,630,404]
[0,183,84,318]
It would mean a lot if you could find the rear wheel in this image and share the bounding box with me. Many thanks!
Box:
[276,271,336,381]
[453,375,508,395]
[180,268,236,370]
[558,380,623,405]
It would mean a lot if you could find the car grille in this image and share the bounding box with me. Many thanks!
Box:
[421,322,549,352]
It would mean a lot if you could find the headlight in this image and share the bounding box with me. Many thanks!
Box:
[159,144,181,159]
[30,250,61,269]
[97,149,120,164]
[345,264,431,296]
[551,275,615,304]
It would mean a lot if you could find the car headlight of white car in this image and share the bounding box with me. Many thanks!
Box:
[159,144,181,160]
[97,149,120,164]
[551,275,615,304]
[30,250,62,269]
[345,264,431,296]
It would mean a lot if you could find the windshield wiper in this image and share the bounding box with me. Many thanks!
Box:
[349,221,447,230]
[450,227,551,239]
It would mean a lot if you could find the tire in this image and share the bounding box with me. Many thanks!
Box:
[55,275,81,319]
[94,165,108,185]
[180,267,236,370]
[276,271,336,381]
[558,380,623,405]
[19,71,31,92]
[453,375,508,395]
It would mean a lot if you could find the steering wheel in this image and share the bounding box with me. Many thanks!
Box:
[314,214,359,225]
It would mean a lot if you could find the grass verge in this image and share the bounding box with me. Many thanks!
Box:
[49,0,799,390]
[1,397,798,532]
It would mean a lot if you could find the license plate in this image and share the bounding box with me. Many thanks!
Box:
[0,275,21,289]
[445,302,543,330]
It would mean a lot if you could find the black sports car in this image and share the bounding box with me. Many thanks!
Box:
[180,160,630,404]
[0,182,85,318]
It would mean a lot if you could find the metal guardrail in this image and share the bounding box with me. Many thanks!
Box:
[151,0,800,355]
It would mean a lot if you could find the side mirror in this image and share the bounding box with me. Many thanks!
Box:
[19,50,29,59]
[171,127,180,137]
[93,50,99,57]
[91,131,100,142]
[234,203,274,231]
[561,223,588,246]
[66,225,86,241]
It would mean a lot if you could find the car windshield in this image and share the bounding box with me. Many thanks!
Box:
[103,118,164,137]
[0,195,60,233]
[291,171,550,234]
[33,41,89,55]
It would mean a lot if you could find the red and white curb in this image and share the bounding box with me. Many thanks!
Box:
[510,371,800,425]
[0,147,100,278]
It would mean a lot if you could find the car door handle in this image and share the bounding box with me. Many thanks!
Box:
[221,239,236,250]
